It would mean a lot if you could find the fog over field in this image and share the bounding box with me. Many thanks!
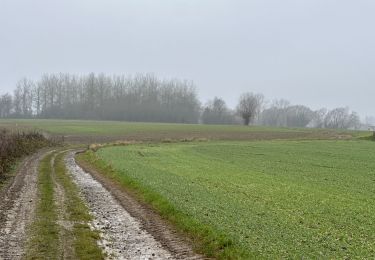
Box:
[1,0,374,117]
[1,3,375,257]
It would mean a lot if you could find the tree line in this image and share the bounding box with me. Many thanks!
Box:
[258,98,361,129]
[0,73,363,129]
[0,73,200,123]
[201,94,361,129]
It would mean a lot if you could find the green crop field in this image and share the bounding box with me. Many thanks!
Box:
[90,140,375,258]
[0,119,308,135]
[0,119,368,143]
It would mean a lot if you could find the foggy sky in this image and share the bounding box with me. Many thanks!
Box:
[1,0,374,117]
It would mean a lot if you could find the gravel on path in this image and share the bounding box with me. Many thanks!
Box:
[65,151,175,260]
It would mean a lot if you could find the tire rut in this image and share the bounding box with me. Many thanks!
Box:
[0,149,52,260]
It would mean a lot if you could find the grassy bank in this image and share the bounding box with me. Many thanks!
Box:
[80,140,375,259]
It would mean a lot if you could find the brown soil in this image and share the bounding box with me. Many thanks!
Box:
[75,152,205,260]
[58,130,350,144]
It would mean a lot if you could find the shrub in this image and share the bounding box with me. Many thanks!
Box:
[0,129,52,180]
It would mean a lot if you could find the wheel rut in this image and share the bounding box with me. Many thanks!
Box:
[0,149,52,260]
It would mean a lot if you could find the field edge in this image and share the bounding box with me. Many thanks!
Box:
[76,149,253,259]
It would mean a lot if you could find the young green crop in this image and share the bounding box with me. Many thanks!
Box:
[26,152,60,259]
[95,140,375,259]
[2,118,367,135]
[0,119,304,135]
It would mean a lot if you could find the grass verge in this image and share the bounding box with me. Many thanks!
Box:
[77,150,251,259]
[26,152,59,259]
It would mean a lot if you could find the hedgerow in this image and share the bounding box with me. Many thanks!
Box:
[0,129,52,180]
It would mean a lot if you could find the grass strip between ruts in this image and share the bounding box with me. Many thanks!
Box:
[26,151,59,259]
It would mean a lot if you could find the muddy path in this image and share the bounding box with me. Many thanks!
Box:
[66,151,203,260]
[0,149,204,259]
[0,149,53,260]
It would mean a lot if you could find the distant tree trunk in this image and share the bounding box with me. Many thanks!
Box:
[244,117,250,126]
[237,92,264,126]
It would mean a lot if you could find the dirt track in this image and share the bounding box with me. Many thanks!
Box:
[0,149,203,259]
[0,149,52,260]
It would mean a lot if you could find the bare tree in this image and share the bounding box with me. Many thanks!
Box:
[323,107,360,129]
[5,73,201,123]
[272,99,290,109]
[33,82,42,117]
[202,97,238,124]
[3,73,366,128]
[285,105,315,127]
[237,92,264,125]
[259,99,290,127]
[0,94,12,118]
[13,85,22,117]
[260,101,315,128]
[309,108,327,128]
[347,111,361,129]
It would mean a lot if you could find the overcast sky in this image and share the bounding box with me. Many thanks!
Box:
[1,0,374,117]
